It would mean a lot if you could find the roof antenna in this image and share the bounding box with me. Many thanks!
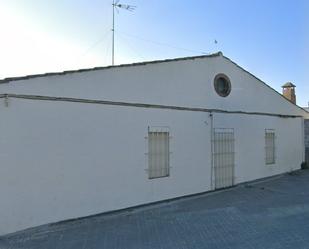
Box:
[112,0,136,65]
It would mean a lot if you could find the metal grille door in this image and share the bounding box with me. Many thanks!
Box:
[213,128,235,189]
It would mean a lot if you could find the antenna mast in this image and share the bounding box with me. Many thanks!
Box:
[112,0,115,66]
[111,0,136,65]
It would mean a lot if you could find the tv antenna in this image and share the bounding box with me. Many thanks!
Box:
[112,0,136,65]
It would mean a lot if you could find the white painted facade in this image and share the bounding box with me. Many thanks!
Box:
[0,53,307,235]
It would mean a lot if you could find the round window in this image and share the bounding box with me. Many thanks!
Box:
[214,74,231,97]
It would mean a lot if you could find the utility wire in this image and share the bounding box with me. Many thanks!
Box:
[77,28,210,67]
[103,36,112,66]
[75,30,111,68]
[116,30,209,55]
[117,33,146,61]
[78,30,111,59]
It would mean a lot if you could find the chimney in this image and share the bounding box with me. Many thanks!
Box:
[282,82,296,104]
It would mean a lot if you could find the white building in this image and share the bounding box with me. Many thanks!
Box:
[0,52,308,235]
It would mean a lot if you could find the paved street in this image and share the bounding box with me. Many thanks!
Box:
[2,170,309,249]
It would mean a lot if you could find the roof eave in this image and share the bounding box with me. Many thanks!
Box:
[0,52,223,84]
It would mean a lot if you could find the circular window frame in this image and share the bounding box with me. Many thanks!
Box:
[213,73,232,97]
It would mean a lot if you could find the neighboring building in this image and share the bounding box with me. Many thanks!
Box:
[305,120,309,164]
[0,52,308,235]
[304,107,309,165]
[283,85,309,166]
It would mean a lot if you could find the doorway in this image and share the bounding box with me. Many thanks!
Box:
[213,128,235,189]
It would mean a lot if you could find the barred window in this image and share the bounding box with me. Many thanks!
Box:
[265,129,276,165]
[147,128,170,179]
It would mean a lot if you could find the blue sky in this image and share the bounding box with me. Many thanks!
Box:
[0,0,308,106]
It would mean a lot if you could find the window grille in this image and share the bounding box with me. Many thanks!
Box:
[147,128,170,179]
[265,129,276,165]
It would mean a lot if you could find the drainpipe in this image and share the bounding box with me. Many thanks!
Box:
[4,94,9,107]
[209,112,214,190]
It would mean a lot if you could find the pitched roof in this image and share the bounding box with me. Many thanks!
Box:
[0,51,307,116]
[0,52,222,84]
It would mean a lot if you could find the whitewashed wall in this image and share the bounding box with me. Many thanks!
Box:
[0,98,212,235]
[0,54,306,235]
[213,113,303,184]
[0,54,307,118]
[0,96,304,235]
